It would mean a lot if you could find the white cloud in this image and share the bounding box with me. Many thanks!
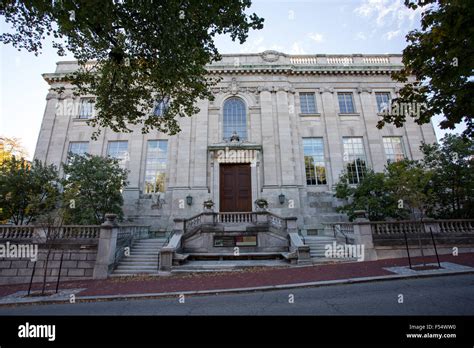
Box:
[385,29,401,40]
[239,35,266,53]
[307,32,324,43]
[289,42,306,55]
[354,0,424,28]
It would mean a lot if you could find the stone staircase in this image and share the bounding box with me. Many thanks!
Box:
[304,236,337,258]
[304,236,358,262]
[113,238,167,275]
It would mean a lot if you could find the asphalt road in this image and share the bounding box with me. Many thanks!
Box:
[0,274,473,315]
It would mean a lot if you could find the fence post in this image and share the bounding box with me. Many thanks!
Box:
[353,213,378,261]
[93,214,118,279]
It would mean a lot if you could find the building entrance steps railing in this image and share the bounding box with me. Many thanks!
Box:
[322,222,355,244]
[175,211,298,238]
[158,211,303,270]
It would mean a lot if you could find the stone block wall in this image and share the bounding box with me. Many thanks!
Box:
[0,247,97,285]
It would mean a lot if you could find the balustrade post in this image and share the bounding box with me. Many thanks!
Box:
[173,218,185,233]
[286,217,298,233]
[353,214,377,261]
[93,214,119,279]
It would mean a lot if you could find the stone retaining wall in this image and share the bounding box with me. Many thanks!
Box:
[0,246,97,285]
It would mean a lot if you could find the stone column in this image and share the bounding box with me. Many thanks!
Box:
[358,88,385,172]
[260,89,278,186]
[34,91,59,164]
[276,90,295,186]
[320,88,343,186]
[93,214,119,279]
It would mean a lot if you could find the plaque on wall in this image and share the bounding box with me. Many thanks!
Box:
[213,235,257,247]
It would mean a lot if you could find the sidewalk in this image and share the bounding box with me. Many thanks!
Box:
[0,253,473,304]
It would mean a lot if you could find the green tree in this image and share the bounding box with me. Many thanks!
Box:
[384,159,436,220]
[62,154,128,224]
[378,0,474,138]
[335,169,406,221]
[1,1,264,138]
[421,134,474,218]
[335,160,436,221]
[0,157,60,224]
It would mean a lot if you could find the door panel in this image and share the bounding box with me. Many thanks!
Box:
[219,164,251,212]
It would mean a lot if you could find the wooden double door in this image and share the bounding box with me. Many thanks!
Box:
[219,164,252,212]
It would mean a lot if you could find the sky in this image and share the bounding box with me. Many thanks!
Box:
[0,0,465,160]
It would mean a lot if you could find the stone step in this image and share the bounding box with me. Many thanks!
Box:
[119,262,158,267]
[113,270,158,275]
[115,265,158,271]
[132,243,166,247]
[131,247,162,252]
[125,256,158,261]
[130,251,160,255]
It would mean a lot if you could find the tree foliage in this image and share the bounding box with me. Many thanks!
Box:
[0,157,60,225]
[379,0,474,138]
[335,134,474,221]
[421,134,474,218]
[335,167,411,221]
[62,154,128,224]
[0,1,264,138]
[0,135,28,166]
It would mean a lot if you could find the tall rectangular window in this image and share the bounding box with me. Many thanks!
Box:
[303,138,327,185]
[78,98,95,119]
[68,142,89,156]
[375,92,391,113]
[383,137,405,162]
[343,137,367,184]
[338,93,355,113]
[153,97,169,117]
[107,141,129,167]
[144,140,168,194]
[299,92,317,114]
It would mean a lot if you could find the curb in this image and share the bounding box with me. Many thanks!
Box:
[1,268,473,307]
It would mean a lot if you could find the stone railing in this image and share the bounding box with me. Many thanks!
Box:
[268,213,286,230]
[289,56,318,65]
[323,222,355,244]
[176,210,298,237]
[0,225,100,241]
[327,57,353,65]
[114,225,151,268]
[362,57,390,64]
[290,55,393,66]
[54,226,100,239]
[371,219,474,237]
[316,218,474,261]
[0,225,35,239]
[217,212,255,224]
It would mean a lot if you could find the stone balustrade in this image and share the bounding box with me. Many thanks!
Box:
[290,55,394,66]
[0,225,100,241]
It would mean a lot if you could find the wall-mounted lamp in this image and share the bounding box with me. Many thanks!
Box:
[186,195,193,206]
[278,193,285,205]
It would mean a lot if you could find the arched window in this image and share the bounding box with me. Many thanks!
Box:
[223,97,247,140]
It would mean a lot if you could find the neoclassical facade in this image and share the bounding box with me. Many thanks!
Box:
[35,51,437,234]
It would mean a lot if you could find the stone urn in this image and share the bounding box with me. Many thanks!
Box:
[254,198,268,211]
[203,199,215,211]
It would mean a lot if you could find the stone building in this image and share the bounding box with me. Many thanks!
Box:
[35,51,437,236]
